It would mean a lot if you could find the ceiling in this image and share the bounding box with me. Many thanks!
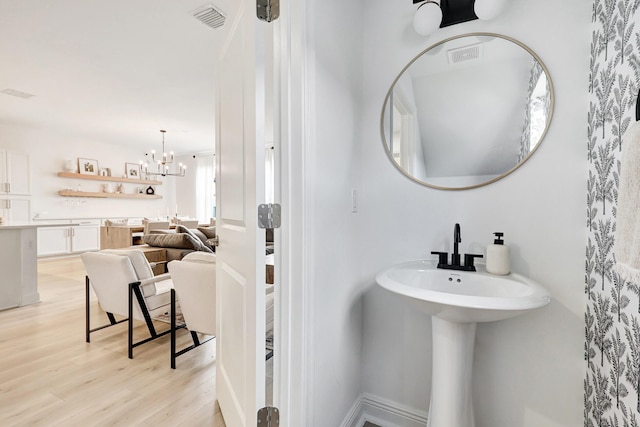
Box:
[0,0,224,155]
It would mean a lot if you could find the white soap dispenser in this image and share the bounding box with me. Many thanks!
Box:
[486,232,510,275]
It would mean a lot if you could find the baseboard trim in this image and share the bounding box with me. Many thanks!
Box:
[342,393,428,427]
[20,292,40,306]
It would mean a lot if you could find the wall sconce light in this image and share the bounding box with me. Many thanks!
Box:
[413,1,443,36]
[412,0,507,36]
[473,0,507,20]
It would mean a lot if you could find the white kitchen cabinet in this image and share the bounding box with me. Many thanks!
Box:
[37,226,70,256]
[37,220,101,256]
[70,222,101,252]
[0,198,31,222]
[0,150,30,195]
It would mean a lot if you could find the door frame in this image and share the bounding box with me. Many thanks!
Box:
[272,0,314,425]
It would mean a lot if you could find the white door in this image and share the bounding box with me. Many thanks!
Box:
[215,2,268,426]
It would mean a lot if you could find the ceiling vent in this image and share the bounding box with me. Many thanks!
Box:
[447,43,482,64]
[191,4,226,29]
[1,88,35,99]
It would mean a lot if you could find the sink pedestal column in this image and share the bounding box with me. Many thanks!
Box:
[428,317,476,427]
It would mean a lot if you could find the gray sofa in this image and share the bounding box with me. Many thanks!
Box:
[142,225,217,261]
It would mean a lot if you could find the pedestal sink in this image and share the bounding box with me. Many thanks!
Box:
[376,260,551,427]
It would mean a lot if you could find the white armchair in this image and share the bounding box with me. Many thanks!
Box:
[167,251,216,368]
[81,249,175,358]
[167,252,276,368]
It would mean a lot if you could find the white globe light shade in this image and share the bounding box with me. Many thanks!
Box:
[474,0,507,20]
[413,2,442,36]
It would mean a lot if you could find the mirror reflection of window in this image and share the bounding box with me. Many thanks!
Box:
[391,89,417,175]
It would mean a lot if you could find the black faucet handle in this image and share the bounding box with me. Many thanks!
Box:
[430,251,449,267]
[463,253,484,271]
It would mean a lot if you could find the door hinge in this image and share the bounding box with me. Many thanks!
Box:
[257,0,279,22]
[257,406,279,426]
[258,203,281,229]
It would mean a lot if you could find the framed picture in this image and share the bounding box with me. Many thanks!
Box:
[99,168,109,177]
[78,158,99,175]
[125,162,141,179]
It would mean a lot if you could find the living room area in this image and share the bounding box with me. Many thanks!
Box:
[0,1,273,425]
[0,51,231,424]
[0,125,277,424]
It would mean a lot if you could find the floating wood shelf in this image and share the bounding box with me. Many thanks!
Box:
[58,190,162,199]
[57,172,162,185]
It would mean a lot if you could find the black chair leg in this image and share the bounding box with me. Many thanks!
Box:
[171,289,177,369]
[85,276,91,343]
[128,282,135,359]
[132,282,157,337]
[191,331,201,347]
[86,276,127,344]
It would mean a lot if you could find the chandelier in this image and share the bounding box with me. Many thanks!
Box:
[143,130,186,178]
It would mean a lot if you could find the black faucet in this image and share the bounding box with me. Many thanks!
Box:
[431,223,483,272]
[452,223,461,266]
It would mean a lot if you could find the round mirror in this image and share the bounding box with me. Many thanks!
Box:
[381,33,554,190]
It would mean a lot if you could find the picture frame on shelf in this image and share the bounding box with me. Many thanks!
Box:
[125,163,141,179]
[78,158,99,175]
[99,168,110,177]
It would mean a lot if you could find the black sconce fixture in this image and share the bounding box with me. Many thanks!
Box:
[412,0,507,36]
[413,0,477,28]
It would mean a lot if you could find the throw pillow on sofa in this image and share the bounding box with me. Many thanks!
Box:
[177,224,217,251]
[197,226,216,239]
[143,233,213,253]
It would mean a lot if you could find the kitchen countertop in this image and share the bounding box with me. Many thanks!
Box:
[0,221,81,229]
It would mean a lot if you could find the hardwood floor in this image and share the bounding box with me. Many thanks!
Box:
[0,256,226,426]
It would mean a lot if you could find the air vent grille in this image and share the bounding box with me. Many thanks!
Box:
[192,4,225,29]
[1,88,35,99]
[447,43,482,64]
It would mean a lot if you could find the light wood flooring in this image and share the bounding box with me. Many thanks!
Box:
[0,256,226,426]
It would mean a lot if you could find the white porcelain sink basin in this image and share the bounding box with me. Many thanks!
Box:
[376,259,551,323]
[377,259,551,426]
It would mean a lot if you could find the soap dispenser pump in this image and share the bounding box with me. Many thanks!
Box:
[486,232,510,275]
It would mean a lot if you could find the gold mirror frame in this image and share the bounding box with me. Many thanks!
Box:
[380,33,555,191]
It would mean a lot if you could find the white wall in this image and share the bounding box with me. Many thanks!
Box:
[358,1,589,426]
[0,122,176,220]
[306,0,365,425]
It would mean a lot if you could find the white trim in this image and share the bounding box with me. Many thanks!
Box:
[342,393,429,427]
[340,394,364,427]
[274,0,313,425]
